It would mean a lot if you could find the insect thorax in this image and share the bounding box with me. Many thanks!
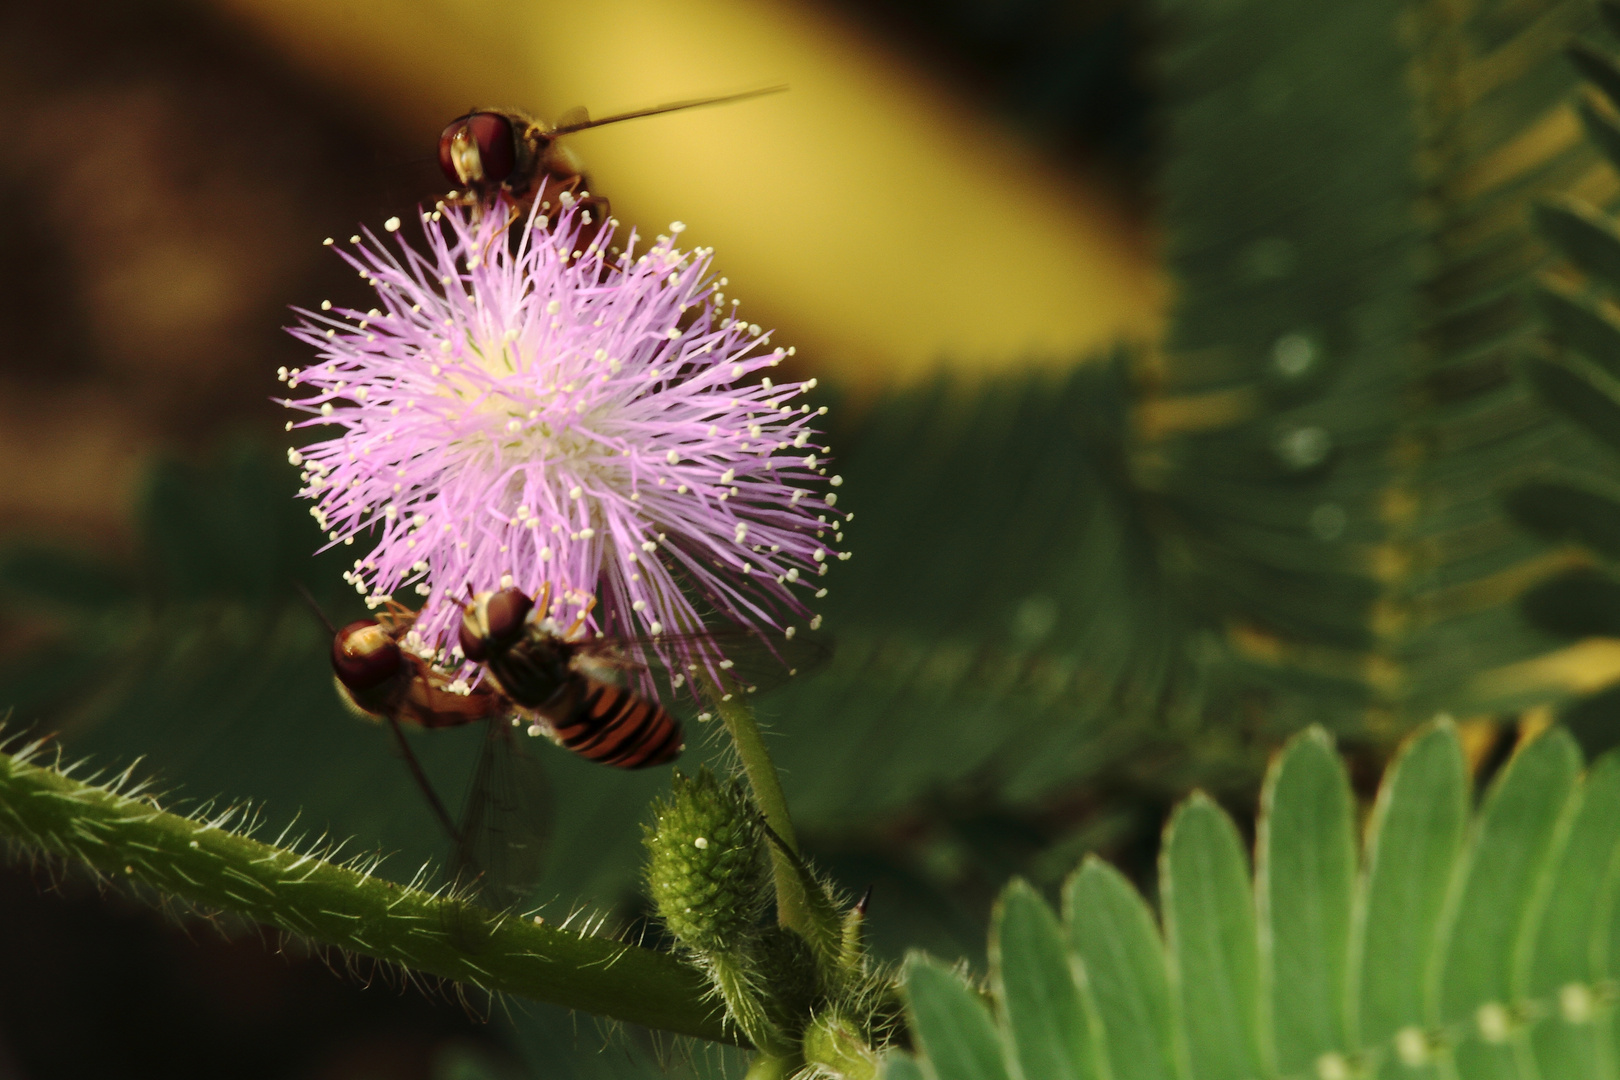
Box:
[489,635,576,709]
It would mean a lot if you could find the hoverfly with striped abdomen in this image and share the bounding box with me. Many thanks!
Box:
[458,584,831,769]
[310,583,826,903]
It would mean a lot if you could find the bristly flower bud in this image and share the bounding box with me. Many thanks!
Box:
[803,1010,879,1080]
[644,767,769,954]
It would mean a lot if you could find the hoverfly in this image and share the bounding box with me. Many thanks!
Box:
[458,586,683,769]
[315,595,550,908]
[458,584,830,770]
[330,600,504,731]
[311,584,825,902]
[436,86,785,215]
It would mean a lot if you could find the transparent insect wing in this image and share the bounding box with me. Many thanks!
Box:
[572,627,834,709]
[552,106,590,131]
[449,720,553,910]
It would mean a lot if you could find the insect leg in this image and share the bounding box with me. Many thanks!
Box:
[383,712,459,844]
[564,594,597,638]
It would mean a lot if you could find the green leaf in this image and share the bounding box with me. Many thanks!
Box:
[990,879,1103,1080]
[1065,857,1182,1080]
[1160,793,1266,1080]
[1535,204,1620,299]
[1524,751,1620,1080]
[1559,684,1620,757]
[905,725,1620,1080]
[1257,727,1355,1074]
[1569,42,1620,113]
[1536,280,1620,381]
[1141,0,1609,728]
[907,722,1620,1080]
[1523,356,1620,460]
[1353,721,1469,1051]
[879,1055,928,1080]
[1438,728,1582,1020]
[1438,728,1582,1078]
[1521,569,1620,638]
[903,954,1011,1080]
[770,360,1197,831]
[1504,478,1620,561]
[1577,96,1620,173]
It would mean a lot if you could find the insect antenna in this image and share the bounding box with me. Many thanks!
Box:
[547,85,787,136]
[292,580,338,636]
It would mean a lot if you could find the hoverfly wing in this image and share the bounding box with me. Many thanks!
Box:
[572,627,833,709]
[547,87,787,135]
[449,719,553,910]
[552,106,590,132]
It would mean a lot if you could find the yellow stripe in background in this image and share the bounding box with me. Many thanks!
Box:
[206,0,1164,392]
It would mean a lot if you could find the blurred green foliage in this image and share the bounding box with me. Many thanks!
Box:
[1510,7,1620,756]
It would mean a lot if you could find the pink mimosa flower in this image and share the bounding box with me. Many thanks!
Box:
[281,193,843,673]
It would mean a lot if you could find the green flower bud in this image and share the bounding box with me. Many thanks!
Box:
[803,1009,878,1080]
[644,767,770,954]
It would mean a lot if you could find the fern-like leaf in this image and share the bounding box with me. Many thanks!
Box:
[891,722,1620,1079]
[1140,0,1609,728]
[1513,14,1620,749]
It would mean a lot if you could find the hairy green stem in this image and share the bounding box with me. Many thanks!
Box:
[713,692,813,942]
[0,740,732,1043]
[710,952,788,1055]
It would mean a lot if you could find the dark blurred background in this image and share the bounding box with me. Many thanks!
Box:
[0,0,1160,1076]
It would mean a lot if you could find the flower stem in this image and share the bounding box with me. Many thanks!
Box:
[0,739,731,1043]
[713,693,813,941]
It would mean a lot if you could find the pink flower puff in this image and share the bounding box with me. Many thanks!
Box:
[281,191,846,674]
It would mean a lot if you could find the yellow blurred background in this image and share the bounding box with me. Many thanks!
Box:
[212,0,1164,383]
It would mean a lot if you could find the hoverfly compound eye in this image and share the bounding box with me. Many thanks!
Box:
[436,117,463,185]
[332,620,402,691]
[438,112,518,187]
[484,587,534,647]
[458,609,488,662]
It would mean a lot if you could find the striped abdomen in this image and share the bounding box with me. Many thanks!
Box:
[548,679,683,768]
